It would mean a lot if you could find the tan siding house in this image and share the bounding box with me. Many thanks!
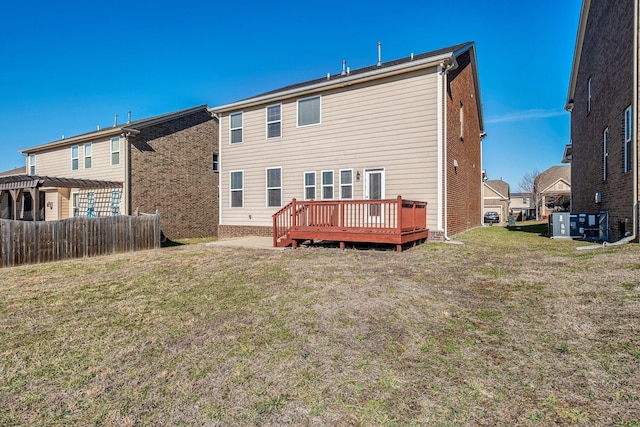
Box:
[212,42,485,242]
[9,105,219,239]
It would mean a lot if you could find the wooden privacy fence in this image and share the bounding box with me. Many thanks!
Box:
[0,214,160,268]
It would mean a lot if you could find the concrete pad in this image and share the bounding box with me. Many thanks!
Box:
[205,236,284,250]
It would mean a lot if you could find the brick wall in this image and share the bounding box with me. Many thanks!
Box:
[129,110,219,239]
[445,50,483,236]
[570,0,637,240]
[218,225,273,239]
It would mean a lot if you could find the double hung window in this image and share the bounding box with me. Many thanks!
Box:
[266,167,282,208]
[230,112,243,144]
[304,172,316,200]
[266,104,281,138]
[230,171,243,207]
[322,170,333,200]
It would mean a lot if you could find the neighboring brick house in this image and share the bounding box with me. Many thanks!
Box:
[10,105,218,239]
[565,0,639,241]
[483,179,509,223]
[535,165,571,219]
[212,42,485,243]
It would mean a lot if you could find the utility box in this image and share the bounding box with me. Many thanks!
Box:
[548,212,571,238]
[549,212,609,241]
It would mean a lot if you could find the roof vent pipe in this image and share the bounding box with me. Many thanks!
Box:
[377,41,382,66]
[341,60,347,76]
[113,114,118,127]
[411,52,414,60]
[326,72,330,80]
[127,110,131,123]
[347,66,350,75]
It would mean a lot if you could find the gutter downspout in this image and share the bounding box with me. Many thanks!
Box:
[123,132,131,215]
[437,65,444,234]
[633,0,639,242]
[218,113,223,229]
[441,59,457,241]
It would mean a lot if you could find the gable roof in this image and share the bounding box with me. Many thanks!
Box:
[566,0,592,109]
[535,165,571,193]
[484,179,510,199]
[212,42,484,132]
[0,166,26,177]
[21,105,211,154]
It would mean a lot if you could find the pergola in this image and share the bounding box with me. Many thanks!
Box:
[0,175,123,221]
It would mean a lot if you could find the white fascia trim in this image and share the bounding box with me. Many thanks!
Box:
[437,65,444,232]
[211,53,455,113]
[566,0,592,109]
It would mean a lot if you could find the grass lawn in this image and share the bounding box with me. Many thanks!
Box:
[1,223,639,426]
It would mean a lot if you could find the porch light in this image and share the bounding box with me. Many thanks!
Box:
[356,171,361,181]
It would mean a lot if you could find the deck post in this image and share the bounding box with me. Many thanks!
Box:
[340,241,345,251]
[397,195,403,233]
[291,198,297,228]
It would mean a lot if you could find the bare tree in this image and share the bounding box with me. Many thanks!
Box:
[519,169,540,220]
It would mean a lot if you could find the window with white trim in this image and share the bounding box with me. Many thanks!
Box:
[72,192,80,217]
[298,96,321,127]
[230,170,243,207]
[87,191,96,217]
[266,167,282,208]
[624,106,633,173]
[340,169,353,199]
[304,172,316,200]
[266,104,282,138]
[212,153,219,172]
[230,112,243,144]
[71,145,79,170]
[603,127,608,181]
[322,170,333,200]
[111,190,122,216]
[29,154,35,175]
[84,143,92,169]
[111,137,120,165]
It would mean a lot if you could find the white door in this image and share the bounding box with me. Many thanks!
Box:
[364,169,385,222]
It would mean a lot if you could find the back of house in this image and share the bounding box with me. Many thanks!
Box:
[212,42,485,244]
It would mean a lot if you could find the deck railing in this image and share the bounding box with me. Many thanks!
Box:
[273,196,427,248]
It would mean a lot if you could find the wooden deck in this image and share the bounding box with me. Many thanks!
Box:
[273,196,429,252]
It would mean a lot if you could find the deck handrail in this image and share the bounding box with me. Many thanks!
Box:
[273,196,427,247]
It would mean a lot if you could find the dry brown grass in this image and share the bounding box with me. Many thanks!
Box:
[1,223,639,426]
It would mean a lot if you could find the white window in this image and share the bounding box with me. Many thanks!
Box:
[587,77,592,113]
[304,172,316,200]
[71,145,79,170]
[298,96,321,127]
[111,137,120,165]
[72,192,80,217]
[603,127,608,181]
[230,112,243,144]
[624,106,633,173]
[230,170,243,208]
[266,167,282,208]
[266,104,282,138]
[111,190,122,216]
[29,154,35,176]
[322,170,333,200]
[212,153,219,172]
[340,169,353,199]
[87,192,96,217]
[84,143,92,169]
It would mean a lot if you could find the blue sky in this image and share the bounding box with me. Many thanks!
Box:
[0,1,581,190]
